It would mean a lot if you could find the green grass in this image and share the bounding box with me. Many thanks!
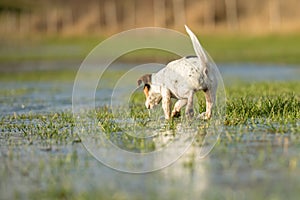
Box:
[1,81,298,145]
[225,81,300,127]
[0,112,78,145]
[1,34,300,64]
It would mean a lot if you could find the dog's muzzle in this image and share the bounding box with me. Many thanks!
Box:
[145,102,151,109]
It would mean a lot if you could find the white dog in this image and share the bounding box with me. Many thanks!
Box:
[137,25,218,120]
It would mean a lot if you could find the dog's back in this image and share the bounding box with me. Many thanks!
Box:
[153,56,208,99]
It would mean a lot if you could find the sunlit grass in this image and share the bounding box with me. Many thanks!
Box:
[225,82,299,127]
[1,81,298,147]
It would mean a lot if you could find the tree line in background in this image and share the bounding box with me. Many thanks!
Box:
[0,0,299,36]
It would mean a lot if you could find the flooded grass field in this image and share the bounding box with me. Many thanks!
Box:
[0,62,300,199]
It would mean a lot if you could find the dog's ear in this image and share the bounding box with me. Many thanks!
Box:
[137,74,152,86]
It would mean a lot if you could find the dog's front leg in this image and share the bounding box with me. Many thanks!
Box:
[171,99,187,118]
[185,91,194,119]
[161,88,171,120]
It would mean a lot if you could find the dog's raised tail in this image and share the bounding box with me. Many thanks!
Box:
[184,25,208,64]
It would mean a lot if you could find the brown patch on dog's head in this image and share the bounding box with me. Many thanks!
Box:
[137,74,161,109]
[138,74,152,98]
[137,74,152,86]
[143,84,150,97]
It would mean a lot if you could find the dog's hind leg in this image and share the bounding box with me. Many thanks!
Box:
[185,91,195,119]
[171,99,187,118]
[200,88,216,120]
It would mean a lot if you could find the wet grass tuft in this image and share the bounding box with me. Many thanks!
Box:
[225,81,299,133]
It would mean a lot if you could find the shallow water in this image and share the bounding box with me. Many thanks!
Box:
[1,126,300,199]
[0,62,300,199]
[219,63,300,82]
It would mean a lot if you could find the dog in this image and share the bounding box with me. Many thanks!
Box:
[137,25,218,120]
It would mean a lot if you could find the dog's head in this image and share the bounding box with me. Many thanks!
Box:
[137,74,162,109]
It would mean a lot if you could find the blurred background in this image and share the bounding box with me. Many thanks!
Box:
[0,0,300,65]
[1,0,300,35]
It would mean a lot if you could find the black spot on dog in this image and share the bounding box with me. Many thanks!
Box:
[185,55,197,59]
[205,69,208,75]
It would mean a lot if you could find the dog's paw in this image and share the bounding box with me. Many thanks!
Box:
[199,112,211,120]
[199,112,206,119]
[171,111,181,118]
